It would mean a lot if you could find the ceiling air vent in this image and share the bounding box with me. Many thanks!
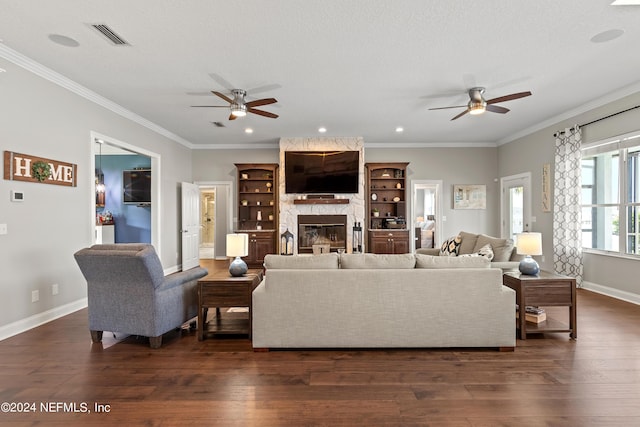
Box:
[90,24,130,46]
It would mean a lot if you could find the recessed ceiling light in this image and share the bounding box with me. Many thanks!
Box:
[48,34,80,47]
[590,29,624,43]
[611,0,640,5]
[395,127,404,133]
[318,127,327,133]
[245,128,253,134]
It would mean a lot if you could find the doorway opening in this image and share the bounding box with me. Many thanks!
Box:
[411,180,443,252]
[90,131,161,253]
[195,181,233,260]
[200,189,216,259]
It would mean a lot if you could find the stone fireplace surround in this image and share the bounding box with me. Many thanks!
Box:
[279,137,365,254]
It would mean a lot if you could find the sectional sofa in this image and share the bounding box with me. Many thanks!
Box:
[417,231,522,271]
[252,253,516,351]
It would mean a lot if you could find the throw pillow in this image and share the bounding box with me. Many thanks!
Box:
[439,235,462,257]
[476,243,495,261]
[473,234,515,262]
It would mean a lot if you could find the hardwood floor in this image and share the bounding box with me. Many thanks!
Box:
[1,261,640,426]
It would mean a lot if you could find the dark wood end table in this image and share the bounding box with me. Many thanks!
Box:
[197,269,263,341]
[503,270,577,340]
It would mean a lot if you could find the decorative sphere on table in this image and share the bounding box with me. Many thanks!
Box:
[519,255,540,275]
[229,257,248,277]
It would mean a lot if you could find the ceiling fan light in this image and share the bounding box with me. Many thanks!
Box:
[230,104,247,117]
[468,101,486,115]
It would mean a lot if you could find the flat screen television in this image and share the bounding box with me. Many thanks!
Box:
[123,169,151,204]
[285,151,359,194]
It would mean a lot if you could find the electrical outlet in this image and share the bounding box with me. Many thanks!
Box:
[31,290,39,303]
[52,284,59,295]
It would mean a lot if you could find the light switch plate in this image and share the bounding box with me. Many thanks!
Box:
[0,224,7,235]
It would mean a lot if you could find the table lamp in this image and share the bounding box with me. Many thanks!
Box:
[516,232,542,275]
[226,233,249,277]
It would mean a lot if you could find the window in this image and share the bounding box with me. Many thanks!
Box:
[581,131,640,256]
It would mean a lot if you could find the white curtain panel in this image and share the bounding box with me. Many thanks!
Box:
[553,126,583,286]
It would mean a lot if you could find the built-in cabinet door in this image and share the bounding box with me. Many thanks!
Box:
[369,230,409,254]
[246,231,275,267]
[370,232,392,254]
[391,237,410,254]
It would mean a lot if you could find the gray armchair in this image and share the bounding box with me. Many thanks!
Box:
[74,244,208,348]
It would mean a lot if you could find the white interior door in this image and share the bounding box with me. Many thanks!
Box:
[500,173,532,240]
[181,182,200,270]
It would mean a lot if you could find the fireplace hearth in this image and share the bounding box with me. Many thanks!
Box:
[297,215,347,254]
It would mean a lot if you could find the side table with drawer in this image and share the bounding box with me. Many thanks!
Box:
[503,270,577,340]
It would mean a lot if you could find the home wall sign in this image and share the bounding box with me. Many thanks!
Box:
[3,151,77,187]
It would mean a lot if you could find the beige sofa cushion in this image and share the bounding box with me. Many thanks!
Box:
[340,253,416,269]
[458,231,480,255]
[415,254,490,269]
[264,253,339,269]
[473,234,515,262]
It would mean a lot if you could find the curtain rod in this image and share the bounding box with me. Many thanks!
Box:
[554,104,640,136]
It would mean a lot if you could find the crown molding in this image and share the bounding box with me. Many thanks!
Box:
[364,141,497,149]
[192,140,498,150]
[0,43,195,149]
[497,80,640,146]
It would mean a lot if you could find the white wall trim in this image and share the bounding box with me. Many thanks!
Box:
[0,298,88,342]
[0,43,194,149]
[191,141,500,150]
[582,281,640,306]
[497,80,640,146]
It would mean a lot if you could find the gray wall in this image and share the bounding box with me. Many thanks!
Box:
[192,145,500,244]
[0,58,193,330]
[3,49,639,336]
[499,91,640,299]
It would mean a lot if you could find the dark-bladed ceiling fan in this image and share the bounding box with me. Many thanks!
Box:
[191,89,278,120]
[428,87,532,121]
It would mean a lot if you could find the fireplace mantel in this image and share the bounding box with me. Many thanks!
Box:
[293,199,350,205]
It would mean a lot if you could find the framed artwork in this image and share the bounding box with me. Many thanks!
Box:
[453,184,486,209]
[542,163,551,212]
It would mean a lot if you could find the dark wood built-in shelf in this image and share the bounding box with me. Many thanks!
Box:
[293,199,350,205]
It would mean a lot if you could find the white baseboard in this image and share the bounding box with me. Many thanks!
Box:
[0,298,88,342]
[581,281,640,306]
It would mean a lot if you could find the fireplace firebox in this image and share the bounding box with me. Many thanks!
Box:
[297,215,347,254]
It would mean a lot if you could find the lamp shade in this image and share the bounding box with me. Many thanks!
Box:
[226,233,248,257]
[516,232,542,256]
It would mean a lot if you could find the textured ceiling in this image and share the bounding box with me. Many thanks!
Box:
[1,0,640,148]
